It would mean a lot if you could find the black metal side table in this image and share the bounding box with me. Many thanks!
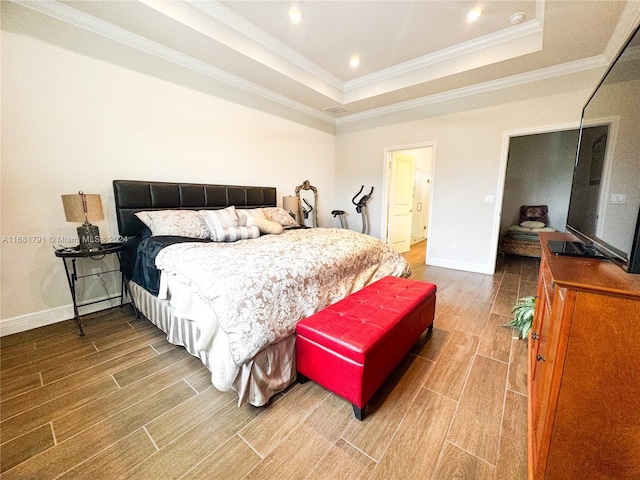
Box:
[55,242,127,335]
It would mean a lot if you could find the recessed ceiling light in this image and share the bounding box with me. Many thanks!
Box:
[510,12,526,25]
[289,8,303,24]
[467,8,482,22]
[350,56,360,68]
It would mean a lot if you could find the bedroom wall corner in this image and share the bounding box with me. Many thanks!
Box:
[0,6,336,333]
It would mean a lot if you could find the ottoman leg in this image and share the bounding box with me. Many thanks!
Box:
[298,373,308,384]
[353,404,366,421]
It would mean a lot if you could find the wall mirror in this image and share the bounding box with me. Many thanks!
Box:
[295,180,318,227]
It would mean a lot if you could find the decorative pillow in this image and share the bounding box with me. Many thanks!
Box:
[519,205,549,225]
[509,225,533,232]
[210,226,260,242]
[236,208,267,220]
[199,207,240,232]
[263,207,298,227]
[246,215,284,235]
[134,210,210,238]
[521,220,546,229]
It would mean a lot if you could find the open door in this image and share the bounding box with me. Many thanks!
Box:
[387,152,415,253]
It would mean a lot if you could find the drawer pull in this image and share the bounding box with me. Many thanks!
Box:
[532,332,539,340]
[537,355,545,362]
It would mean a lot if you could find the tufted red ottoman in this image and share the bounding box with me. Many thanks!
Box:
[295,276,436,420]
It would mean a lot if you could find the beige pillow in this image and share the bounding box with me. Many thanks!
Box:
[246,215,284,235]
[520,220,545,229]
[263,207,298,227]
[134,210,210,238]
[236,208,267,220]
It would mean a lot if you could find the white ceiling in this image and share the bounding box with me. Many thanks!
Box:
[16,1,634,123]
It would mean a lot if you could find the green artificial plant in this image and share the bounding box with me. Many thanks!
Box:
[505,296,536,339]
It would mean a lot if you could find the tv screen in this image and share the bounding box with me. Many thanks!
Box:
[566,23,640,273]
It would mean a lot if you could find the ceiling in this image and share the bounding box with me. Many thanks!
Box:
[17,1,634,123]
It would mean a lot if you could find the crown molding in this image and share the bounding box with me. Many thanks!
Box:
[344,17,544,102]
[10,0,614,129]
[337,54,608,125]
[12,0,336,124]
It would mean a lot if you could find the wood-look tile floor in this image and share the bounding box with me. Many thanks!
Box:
[0,242,537,479]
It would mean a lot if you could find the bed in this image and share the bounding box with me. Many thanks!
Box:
[500,205,556,258]
[113,180,411,406]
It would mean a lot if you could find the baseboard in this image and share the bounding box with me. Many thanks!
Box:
[426,256,495,275]
[0,297,129,337]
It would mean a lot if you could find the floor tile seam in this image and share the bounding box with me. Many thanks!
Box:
[338,436,379,464]
[506,387,527,399]
[442,439,497,469]
[50,377,196,445]
[142,425,160,451]
[50,427,151,480]
[0,342,39,363]
[372,362,429,461]
[144,387,237,450]
[146,393,244,459]
[237,431,265,460]
[79,343,192,389]
[0,375,121,441]
[440,340,480,443]
[0,342,100,376]
[0,346,156,421]
[31,318,140,350]
[1,421,89,479]
[491,362,513,470]
[475,352,510,366]
[39,338,165,386]
[91,324,162,352]
[238,385,329,458]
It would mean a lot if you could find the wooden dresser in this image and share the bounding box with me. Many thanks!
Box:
[528,232,640,479]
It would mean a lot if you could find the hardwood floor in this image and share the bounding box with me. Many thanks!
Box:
[0,242,537,479]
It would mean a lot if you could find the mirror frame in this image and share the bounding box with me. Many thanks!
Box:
[295,180,318,227]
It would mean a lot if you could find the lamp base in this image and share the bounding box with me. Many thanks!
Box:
[77,224,101,252]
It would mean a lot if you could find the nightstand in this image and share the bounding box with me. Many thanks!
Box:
[55,242,128,335]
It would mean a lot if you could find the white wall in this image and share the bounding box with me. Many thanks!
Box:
[335,85,597,274]
[0,10,335,333]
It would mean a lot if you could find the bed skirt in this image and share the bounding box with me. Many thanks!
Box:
[129,281,296,406]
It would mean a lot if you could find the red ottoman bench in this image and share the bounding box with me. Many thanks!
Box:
[295,276,436,420]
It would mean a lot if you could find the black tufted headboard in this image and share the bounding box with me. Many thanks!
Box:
[113,180,277,237]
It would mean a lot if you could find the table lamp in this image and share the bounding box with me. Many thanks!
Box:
[283,195,300,223]
[61,191,104,252]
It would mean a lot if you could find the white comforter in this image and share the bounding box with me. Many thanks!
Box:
[155,228,410,388]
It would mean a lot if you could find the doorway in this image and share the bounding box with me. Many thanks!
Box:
[384,144,435,254]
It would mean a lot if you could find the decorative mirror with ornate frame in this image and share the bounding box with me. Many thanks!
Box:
[295,180,318,228]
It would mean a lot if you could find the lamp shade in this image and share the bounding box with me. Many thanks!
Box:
[283,195,299,213]
[61,193,104,223]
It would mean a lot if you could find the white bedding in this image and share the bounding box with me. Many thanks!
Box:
[154,228,410,391]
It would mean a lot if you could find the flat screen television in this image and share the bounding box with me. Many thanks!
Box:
[562,23,640,274]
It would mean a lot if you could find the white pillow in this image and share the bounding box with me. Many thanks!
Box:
[246,215,284,235]
[211,226,260,242]
[263,207,298,227]
[236,208,267,220]
[199,207,240,232]
[520,220,546,229]
[134,210,210,238]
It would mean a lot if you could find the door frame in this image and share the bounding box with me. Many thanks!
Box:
[382,141,437,262]
[494,121,581,269]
